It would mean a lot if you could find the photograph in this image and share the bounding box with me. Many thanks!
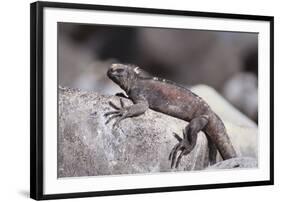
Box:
[57,22,259,178]
[30,1,273,199]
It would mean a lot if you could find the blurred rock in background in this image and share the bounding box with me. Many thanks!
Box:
[222,72,258,122]
[58,22,258,122]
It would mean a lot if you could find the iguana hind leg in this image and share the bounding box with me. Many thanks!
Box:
[169,115,209,168]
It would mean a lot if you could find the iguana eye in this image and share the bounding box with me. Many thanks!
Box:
[116,68,124,73]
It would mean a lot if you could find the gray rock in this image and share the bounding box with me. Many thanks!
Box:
[207,157,258,169]
[222,72,258,121]
[58,85,257,178]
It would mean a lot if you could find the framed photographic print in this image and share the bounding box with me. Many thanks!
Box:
[30,1,274,200]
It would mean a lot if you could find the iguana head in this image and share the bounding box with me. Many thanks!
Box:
[107,63,149,92]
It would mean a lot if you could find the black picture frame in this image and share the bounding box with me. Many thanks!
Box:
[30,1,274,200]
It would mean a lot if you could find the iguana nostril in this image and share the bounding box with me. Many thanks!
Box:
[107,69,113,78]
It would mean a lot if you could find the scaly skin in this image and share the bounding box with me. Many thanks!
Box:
[104,63,237,168]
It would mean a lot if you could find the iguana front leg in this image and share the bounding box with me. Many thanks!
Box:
[169,115,209,168]
[104,97,149,128]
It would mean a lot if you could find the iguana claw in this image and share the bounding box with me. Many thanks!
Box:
[104,98,128,128]
[169,131,192,168]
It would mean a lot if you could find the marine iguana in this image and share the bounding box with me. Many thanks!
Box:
[104,63,237,168]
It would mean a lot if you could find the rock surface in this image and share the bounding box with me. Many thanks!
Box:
[207,157,258,169]
[58,85,258,178]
